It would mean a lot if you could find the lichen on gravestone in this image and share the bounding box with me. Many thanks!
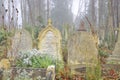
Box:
[10,29,32,57]
[68,31,98,67]
[38,19,62,60]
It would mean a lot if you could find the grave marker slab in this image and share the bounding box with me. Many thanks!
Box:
[11,29,32,57]
[38,19,62,60]
[68,31,98,68]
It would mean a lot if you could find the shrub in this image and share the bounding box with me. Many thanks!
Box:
[16,49,64,69]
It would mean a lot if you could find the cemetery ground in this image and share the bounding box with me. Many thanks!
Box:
[1,22,120,80]
[0,0,120,79]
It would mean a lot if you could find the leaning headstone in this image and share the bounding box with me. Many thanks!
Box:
[10,29,32,57]
[38,19,62,60]
[68,31,98,68]
[107,27,120,64]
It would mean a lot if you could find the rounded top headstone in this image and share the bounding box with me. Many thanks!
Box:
[10,29,32,58]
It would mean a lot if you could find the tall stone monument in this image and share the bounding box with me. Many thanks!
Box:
[38,19,62,60]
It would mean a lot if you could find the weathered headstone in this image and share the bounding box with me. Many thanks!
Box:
[107,27,120,64]
[38,19,62,60]
[68,31,98,68]
[10,29,32,57]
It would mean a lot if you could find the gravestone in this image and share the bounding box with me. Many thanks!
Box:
[107,27,120,64]
[68,31,98,69]
[10,29,32,57]
[38,19,62,60]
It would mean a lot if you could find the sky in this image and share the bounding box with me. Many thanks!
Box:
[72,0,85,21]
[72,0,80,16]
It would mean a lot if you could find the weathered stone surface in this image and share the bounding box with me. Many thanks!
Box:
[11,29,32,57]
[68,31,98,67]
[0,66,55,80]
[38,19,62,60]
